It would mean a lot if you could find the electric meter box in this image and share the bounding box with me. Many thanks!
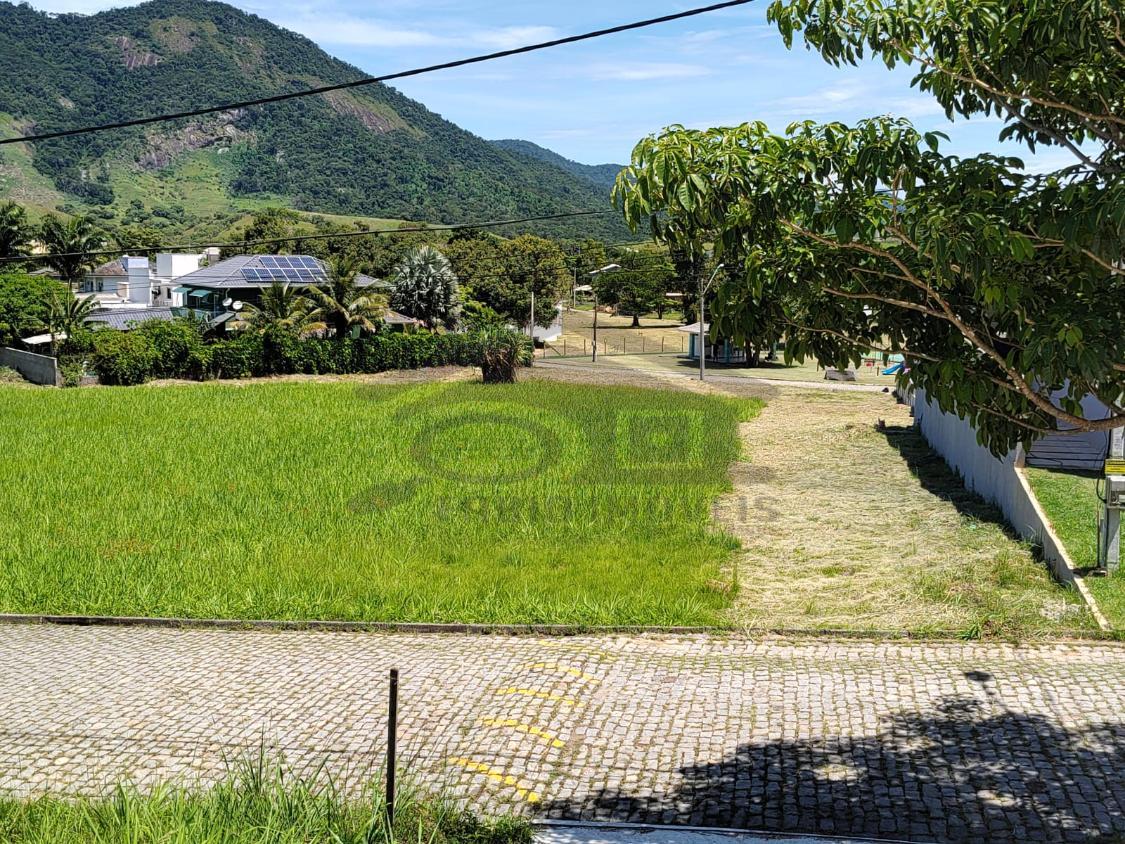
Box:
[1108,474,1125,510]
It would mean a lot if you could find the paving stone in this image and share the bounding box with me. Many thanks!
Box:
[0,626,1122,843]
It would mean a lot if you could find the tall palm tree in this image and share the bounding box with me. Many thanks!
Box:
[390,245,461,330]
[38,214,106,290]
[0,201,31,260]
[244,282,325,335]
[45,290,97,355]
[305,257,385,339]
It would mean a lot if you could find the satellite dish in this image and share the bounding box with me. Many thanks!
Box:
[222,297,233,308]
[232,301,244,312]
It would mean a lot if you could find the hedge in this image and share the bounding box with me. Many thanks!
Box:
[91,322,522,385]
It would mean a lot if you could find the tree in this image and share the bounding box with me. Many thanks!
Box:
[243,282,324,335]
[614,0,1124,453]
[593,250,676,327]
[305,258,385,339]
[390,245,461,330]
[448,235,570,329]
[38,215,106,290]
[45,289,97,354]
[0,274,62,346]
[114,224,165,257]
[0,202,31,260]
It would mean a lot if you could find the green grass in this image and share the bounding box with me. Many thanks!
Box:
[0,754,531,844]
[0,380,759,625]
[1026,467,1125,628]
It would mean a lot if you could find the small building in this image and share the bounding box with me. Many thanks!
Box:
[677,321,748,364]
[81,256,153,308]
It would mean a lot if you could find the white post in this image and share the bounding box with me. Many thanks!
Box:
[1101,427,1124,572]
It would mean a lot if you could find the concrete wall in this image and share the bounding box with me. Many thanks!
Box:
[0,347,60,386]
[913,390,1076,585]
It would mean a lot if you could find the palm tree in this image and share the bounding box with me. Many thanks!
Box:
[39,215,106,290]
[243,282,325,335]
[390,245,461,330]
[305,257,385,339]
[45,290,97,355]
[0,201,31,260]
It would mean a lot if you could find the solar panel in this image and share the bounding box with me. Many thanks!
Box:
[283,269,300,281]
[300,257,320,269]
[241,268,259,281]
[259,257,279,268]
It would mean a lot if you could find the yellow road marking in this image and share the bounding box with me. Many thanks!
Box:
[527,662,602,683]
[493,687,580,706]
[447,757,541,803]
[481,717,566,748]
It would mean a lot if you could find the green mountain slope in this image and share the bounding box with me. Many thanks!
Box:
[0,0,630,239]
[490,139,624,191]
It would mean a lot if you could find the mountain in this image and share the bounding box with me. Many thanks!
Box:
[490,139,625,192]
[0,0,632,240]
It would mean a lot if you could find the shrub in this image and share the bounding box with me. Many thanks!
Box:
[0,365,25,383]
[92,331,159,386]
[57,355,87,388]
[470,328,533,383]
[210,333,263,379]
[136,319,211,379]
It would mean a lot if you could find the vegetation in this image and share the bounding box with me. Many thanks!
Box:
[0,379,757,624]
[244,281,325,336]
[0,274,63,346]
[615,0,1124,454]
[591,250,677,328]
[1026,467,1125,629]
[307,258,387,339]
[37,214,107,288]
[0,200,31,259]
[391,246,461,330]
[471,327,532,383]
[0,755,532,844]
[0,0,631,240]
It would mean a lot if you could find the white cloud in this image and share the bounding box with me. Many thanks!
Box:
[584,62,711,81]
[274,15,445,47]
[470,25,560,49]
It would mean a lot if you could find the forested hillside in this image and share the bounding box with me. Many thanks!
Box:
[490,139,624,191]
[0,0,629,239]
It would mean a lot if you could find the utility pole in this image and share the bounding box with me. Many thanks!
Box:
[699,263,724,381]
[577,264,619,366]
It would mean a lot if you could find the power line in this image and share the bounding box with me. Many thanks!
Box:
[1,0,753,147]
[0,210,613,265]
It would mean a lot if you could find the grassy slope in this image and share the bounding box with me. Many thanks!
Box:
[1025,468,1125,627]
[0,380,758,625]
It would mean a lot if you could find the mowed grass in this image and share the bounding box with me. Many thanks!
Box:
[1026,468,1125,629]
[0,380,759,625]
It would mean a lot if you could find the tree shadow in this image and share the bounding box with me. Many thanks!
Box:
[542,684,1125,842]
[879,425,1017,533]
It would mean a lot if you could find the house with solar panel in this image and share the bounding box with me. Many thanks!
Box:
[168,254,421,331]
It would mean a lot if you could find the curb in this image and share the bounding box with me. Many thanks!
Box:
[535,819,918,844]
[0,613,1116,643]
[1014,465,1113,633]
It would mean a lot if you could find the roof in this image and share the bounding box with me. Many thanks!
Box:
[90,258,127,277]
[383,309,423,326]
[85,308,175,331]
[173,255,381,291]
[677,321,711,333]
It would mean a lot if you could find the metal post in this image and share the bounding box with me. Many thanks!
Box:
[699,272,705,381]
[386,668,398,827]
[592,293,598,363]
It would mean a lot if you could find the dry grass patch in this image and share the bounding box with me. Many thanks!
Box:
[719,388,1093,636]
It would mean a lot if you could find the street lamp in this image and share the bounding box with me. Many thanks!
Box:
[583,264,620,363]
[698,263,724,381]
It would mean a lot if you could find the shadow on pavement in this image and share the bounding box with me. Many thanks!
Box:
[542,686,1125,843]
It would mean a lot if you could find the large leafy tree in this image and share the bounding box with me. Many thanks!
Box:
[306,258,386,339]
[38,215,106,289]
[448,234,570,329]
[0,202,31,260]
[593,250,676,327]
[0,274,62,346]
[45,289,97,355]
[614,0,1124,453]
[390,245,461,330]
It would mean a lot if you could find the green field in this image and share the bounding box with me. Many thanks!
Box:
[1026,468,1125,629]
[0,380,758,625]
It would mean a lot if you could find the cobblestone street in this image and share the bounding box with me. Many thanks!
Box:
[1,625,1123,841]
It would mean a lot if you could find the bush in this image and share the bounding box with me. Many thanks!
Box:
[470,328,533,383]
[92,331,159,386]
[136,319,211,379]
[210,332,263,379]
[57,355,87,388]
[0,365,25,383]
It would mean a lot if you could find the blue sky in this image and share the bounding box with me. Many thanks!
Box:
[35,0,1073,171]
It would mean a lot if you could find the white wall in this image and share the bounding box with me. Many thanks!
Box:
[156,253,204,279]
[913,390,1077,585]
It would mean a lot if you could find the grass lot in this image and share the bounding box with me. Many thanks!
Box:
[0,757,530,844]
[0,380,758,625]
[1026,468,1125,628]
